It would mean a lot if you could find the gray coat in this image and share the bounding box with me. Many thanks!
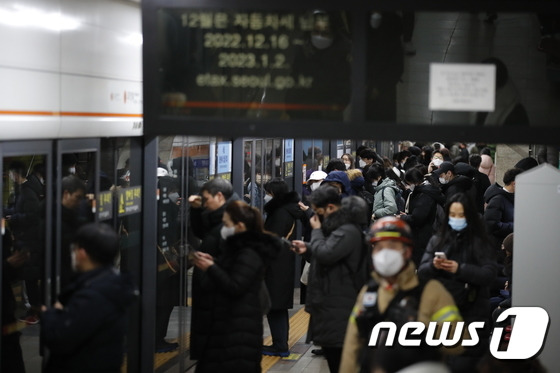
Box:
[372,177,399,218]
[305,208,367,348]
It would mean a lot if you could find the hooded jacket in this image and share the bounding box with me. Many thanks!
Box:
[323,170,354,197]
[305,200,368,348]
[264,191,307,309]
[41,267,137,373]
[483,184,514,249]
[195,231,280,373]
[372,177,400,218]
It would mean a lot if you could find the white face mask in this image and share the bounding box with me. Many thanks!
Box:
[68,167,76,174]
[310,182,321,191]
[409,184,416,192]
[371,180,378,187]
[311,35,333,49]
[439,176,448,185]
[220,225,236,240]
[344,162,351,169]
[373,248,405,277]
[433,158,443,167]
[359,159,367,168]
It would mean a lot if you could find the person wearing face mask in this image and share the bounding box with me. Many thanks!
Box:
[367,164,400,221]
[340,216,462,373]
[342,153,355,170]
[41,223,137,373]
[418,193,497,373]
[187,178,239,359]
[291,187,369,373]
[432,161,477,206]
[303,170,328,204]
[357,148,380,172]
[192,201,280,373]
[428,150,444,173]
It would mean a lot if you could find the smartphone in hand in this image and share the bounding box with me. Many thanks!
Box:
[434,251,447,260]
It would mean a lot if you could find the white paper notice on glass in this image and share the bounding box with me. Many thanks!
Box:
[429,63,496,112]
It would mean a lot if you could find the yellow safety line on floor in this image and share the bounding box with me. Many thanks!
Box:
[153,333,190,370]
[261,307,310,372]
[121,303,309,373]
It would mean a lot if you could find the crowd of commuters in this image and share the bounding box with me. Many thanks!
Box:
[180,141,551,373]
[1,141,551,373]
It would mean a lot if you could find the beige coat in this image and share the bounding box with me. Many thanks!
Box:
[339,262,463,373]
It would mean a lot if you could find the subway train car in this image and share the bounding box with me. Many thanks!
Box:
[2,0,560,372]
[0,1,144,372]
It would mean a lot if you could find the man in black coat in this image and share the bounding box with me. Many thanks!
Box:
[187,178,235,359]
[483,168,523,261]
[433,161,477,206]
[41,223,137,373]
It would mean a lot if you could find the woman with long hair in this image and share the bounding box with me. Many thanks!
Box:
[192,200,280,373]
[418,193,497,373]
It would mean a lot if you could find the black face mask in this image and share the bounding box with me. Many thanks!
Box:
[317,214,325,223]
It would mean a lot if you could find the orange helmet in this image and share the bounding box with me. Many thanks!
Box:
[369,216,413,246]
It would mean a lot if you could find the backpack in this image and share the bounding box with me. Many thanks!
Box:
[380,186,406,213]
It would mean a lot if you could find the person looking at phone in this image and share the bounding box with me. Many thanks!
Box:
[418,193,497,373]
[291,186,369,373]
[187,178,239,359]
[191,200,280,372]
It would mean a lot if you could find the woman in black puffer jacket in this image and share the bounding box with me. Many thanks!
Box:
[418,193,497,373]
[192,200,280,373]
